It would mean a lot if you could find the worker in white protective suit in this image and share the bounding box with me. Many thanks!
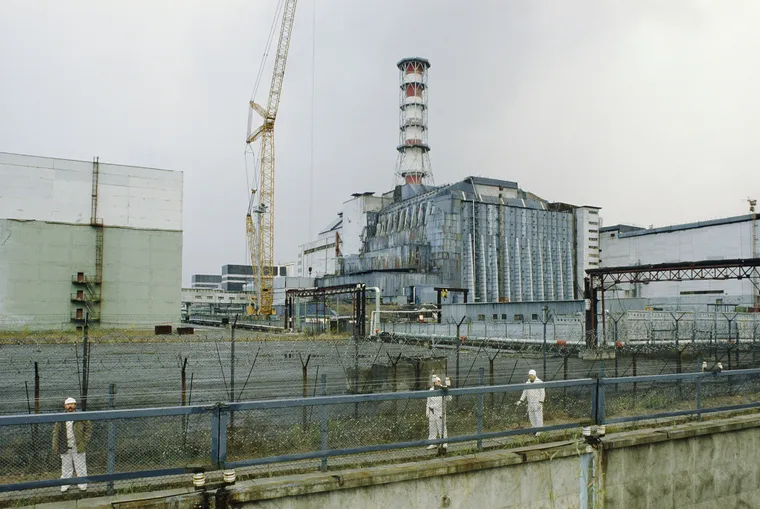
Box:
[516,369,545,436]
[425,375,452,450]
[52,397,91,492]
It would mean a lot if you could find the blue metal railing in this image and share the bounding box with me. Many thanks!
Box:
[1,369,759,493]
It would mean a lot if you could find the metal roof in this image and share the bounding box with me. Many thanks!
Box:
[605,214,756,238]
[466,176,519,189]
[600,224,645,234]
[396,57,431,69]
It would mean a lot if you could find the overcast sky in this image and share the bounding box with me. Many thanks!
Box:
[2,1,759,285]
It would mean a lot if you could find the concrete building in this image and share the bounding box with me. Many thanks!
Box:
[181,287,250,318]
[220,263,293,292]
[0,152,183,330]
[600,214,760,308]
[222,264,253,292]
[191,274,222,290]
[296,216,343,278]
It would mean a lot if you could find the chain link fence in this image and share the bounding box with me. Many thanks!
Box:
[0,377,597,499]
[3,369,760,504]
[2,313,760,418]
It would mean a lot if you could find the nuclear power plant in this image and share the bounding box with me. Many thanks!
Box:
[295,58,602,307]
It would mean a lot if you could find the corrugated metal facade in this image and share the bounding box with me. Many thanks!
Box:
[338,178,580,303]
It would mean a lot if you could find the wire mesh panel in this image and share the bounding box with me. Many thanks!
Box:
[225,404,324,474]
[0,421,59,486]
[700,372,760,414]
[603,378,699,423]
[112,413,212,473]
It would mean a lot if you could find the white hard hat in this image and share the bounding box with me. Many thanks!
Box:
[64,397,76,405]
[528,369,537,377]
[431,375,441,384]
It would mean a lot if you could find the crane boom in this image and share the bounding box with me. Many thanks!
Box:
[246,0,298,316]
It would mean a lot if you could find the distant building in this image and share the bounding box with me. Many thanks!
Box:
[222,264,253,292]
[293,57,602,305]
[601,214,760,307]
[296,215,342,278]
[221,263,292,292]
[0,152,182,330]
[191,274,222,290]
[297,177,600,304]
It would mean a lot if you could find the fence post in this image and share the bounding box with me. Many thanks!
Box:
[106,383,116,496]
[696,377,702,422]
[211,405,220,468]
[563,355,568,412]
[633,352,638,402]
[218,407,229,469]
[477,368,484,451]
[81,320,90,412]
[33,361,40,459]
[320,374,328,472]
[596,365,606,425]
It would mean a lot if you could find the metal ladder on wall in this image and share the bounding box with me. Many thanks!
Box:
[90,157,104,315]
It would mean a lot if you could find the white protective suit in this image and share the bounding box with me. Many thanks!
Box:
[61,421,88,491]
[519,378,545,429]
[426,387,452,444]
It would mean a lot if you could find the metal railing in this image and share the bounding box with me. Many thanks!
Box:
[1,368,759,494]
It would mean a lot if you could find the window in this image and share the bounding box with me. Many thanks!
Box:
[589,253,599,258]
[531,313,539,321]
[501,314,507,320]
[589,237,598,242]
[588,261,599,266]
[589,221,599,225]
[514,314,523,321]
[492,314,498,320]
[589,210,598,215]
[478,314,486,321]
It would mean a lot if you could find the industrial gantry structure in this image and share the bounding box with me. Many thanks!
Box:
[246,0,298,316]
[585,258,760,347]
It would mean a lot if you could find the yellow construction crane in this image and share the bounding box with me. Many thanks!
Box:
[246,0,299,316]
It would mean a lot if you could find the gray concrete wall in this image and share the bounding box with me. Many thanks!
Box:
[603,418,760,507]
[0,219,181,329]
[444,300,584,322]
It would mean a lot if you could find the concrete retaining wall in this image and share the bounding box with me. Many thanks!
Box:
[230,414,760,509]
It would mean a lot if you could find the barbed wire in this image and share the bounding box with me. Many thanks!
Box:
[1,311,759,416]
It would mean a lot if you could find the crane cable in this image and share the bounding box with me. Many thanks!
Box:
[245,0,287,196]
[308,0,316,239]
